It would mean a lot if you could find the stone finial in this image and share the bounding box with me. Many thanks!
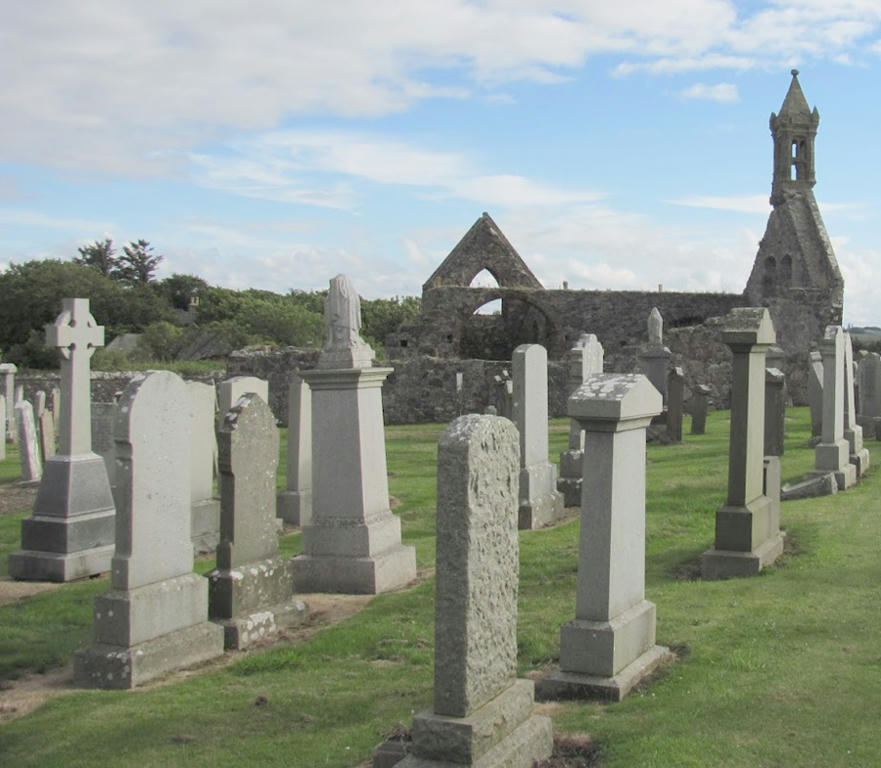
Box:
[318,274,375,369]
[648,307,663,346]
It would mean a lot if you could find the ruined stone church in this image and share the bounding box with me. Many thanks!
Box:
[388,71,843,406]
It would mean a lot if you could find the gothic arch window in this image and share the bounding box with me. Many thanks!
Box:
[469,268,500,288]
[781,254,793,284]
[763,256,777,292]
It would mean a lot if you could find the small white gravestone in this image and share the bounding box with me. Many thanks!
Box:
[217,376,269,416]
[15,401,42,485]
[513,344,564,529]
[277,375,312,526]
[0,363,16,442]
[73,370,224,689]
[8,298,116,582]
[540,374,672,701]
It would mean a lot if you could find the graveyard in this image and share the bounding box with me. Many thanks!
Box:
[1,401,880,766]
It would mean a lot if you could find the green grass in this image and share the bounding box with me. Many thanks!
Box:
[1,408,880,767]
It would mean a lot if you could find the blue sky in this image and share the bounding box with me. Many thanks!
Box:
[1,1,880,325]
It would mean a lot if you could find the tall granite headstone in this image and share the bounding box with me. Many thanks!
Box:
[513,344,564,529]
[73,370,224,688]
[807,351,824,442]
[9,299,117,582]
[208,393,307,649]
[690,384,711,435]
[702,308,784,579]
[540,374,672,701]
[188,381,220,553]
[277,375,312,526]
[666,367,685,443]
[293,275,415,594]
[814,326,856,490]
[558,333,604,507]
[15,401,42,485]
[842,332,870,477]
[398,414,552,767]
[764,368,786,457]
[0,363,16,443]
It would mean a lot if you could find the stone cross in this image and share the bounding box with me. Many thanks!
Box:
[45,298,104,456]
[277,375,312,526]
[540,374,671,701]
[0,363,16,442]
[209,392,307,649]
[399,414,552,767]
[513,344,563,529]
[15,401,42,484]
[702,307,784,579]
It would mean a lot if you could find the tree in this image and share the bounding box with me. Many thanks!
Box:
[159,273,209,310]
[114,239,163,283]
[74,239,117,276]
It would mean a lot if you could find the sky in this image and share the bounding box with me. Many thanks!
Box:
[1,1,880,326]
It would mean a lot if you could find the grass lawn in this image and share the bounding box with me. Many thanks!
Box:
[1,407,879,767]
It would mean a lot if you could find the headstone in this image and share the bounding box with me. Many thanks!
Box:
[38,408,56,463]
[73,370,224,688]
[15,401,42,485]
[0,395,5,461]
[764,368,786,457]
[540,374,672,701]
[513,344,564,529]
[33,391,47,419]
[50,386,61,433]
[0,363,16,442]
[9,299,117,582]
[14,384,24,404]
[857,352,881,430]
[638,307,671,402]
[842,332,870,477]
[91,402,118,496]
[188,381,220,553]
[277,376,312,526]
[813,326,857,490]
[292,274,416,594]
[666,367,685,443]
[208,393,308,649]
[217,376,269,417]
[807,350,824,441]
[690,384,712,435]
[702,308,784,579]
[558,333,604,507]
[398,414,552,767]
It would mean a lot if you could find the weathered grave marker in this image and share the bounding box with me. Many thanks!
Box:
[814,326,856,490]
[217,376,269,416]
[690,384,711,435]
[188,380,220,553]
[0,363,15,442]
[842,332,870,476]
[666,366,685,443]
[638,307,671,402]
[277,375,312,525]
[764,368,786,457]
[807,350,824,442]
[15,401,42,485]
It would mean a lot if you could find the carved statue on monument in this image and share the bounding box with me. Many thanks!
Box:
[648,307,663,347]
[318,274,375,369]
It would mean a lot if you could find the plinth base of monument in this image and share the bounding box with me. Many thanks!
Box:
[518,463,565,529]
[276,489,312,526]
[701,531,785,580]
[538,644,674,703]
[401,680,552,768]
[833,464,857,490]
[8,543,114,582]
[292,544,416,594]
[782,472,837,501]
[849,448,870,478]
[190,498,220,555]
[73,621,224,689]
[213,600,308,650]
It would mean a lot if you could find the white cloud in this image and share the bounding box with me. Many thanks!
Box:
[670,195,770,213]
[0,209,116,233]
[679,82,740,102]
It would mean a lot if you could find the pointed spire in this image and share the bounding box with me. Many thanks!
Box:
[778,69,812,121]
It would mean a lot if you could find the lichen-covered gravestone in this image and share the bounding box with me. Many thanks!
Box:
[277,375,312,526]
[513,344,564,528]
[398,414,552,767]
[558,333,603,507]
[814,326,856,490]
[540,374,672,701]
[702,308,785,579]
[9,299,116,582]
[208,392,307,649]
[293,274,415,594]
[15,401,42,485]
[73,370,224,688]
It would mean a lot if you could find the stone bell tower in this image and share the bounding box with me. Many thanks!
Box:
[770,69,819,206]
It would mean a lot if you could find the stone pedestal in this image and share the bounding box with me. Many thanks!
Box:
[277,375,312,526]
[73,371,223,688]
[513,344,563,529]
[208,393,307,648]
[702,308,784,580]
[814,326,856,490]
[399,415,552,768]
[9,299,116,582]
[292,367,415,594]
[638,346,671,403]
[541,374,672,701]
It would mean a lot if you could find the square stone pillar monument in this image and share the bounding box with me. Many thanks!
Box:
[842,332,869,477]
[702,308,785,580]
[540,374,671,701]
[513,344,564,529]
[74,371,224,688]
[807,350,824,443]
[666,366,685,442]
[292,275,415,594]
[638,307,671,403]
[814,326,857,490]
[398,414,552,767]
[9,299,116,582]
[0,363,17,443]
[558,333,604,507]
[277,375,312,526]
